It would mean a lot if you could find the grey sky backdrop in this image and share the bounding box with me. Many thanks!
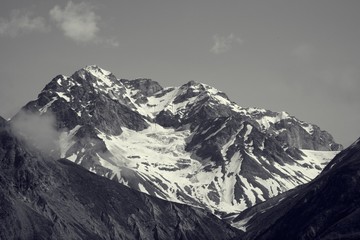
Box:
[0,0,359,147]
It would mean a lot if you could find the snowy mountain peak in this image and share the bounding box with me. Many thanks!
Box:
[181,80,206,90]
[18,66,343,217]
[277,111,290,120]
[72,65,120,89]
[168,80,231,112]
[83,64,112,76]
[179,80,228,98]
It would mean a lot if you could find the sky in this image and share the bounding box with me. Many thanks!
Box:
[0,0,359,147]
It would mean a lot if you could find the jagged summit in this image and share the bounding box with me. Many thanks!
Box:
[84,64,110,72]
[176,79,231,102]
[72,65,119,88]
[17,66,342,216]
[82,64,114,78]
[179,80,215,92]
[121,78,163,97]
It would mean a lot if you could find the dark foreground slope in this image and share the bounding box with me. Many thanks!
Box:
[233,137,360,240]
[0,116,239,240]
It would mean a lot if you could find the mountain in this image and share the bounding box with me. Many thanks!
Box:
[0,116,239,240]
[233,137,360,239]
[14,65,342,216]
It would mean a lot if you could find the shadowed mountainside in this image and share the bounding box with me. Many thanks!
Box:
[0,116,239,240]
[233,137,360,240]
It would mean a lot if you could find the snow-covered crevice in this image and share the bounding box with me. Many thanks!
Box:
[57,92,70,102]
[39,97,58,114]
[58,125,82,158]
[221,127,243,160]
[232,215,254,232]
[137,87,179,118]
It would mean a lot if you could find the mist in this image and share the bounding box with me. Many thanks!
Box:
[10,110,60,157]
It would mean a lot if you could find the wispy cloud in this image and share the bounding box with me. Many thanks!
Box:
[49,1,99,42]
[0,10,48,37]
[210,34,243,54]
[49,1,118,47]
[11,111,60,156]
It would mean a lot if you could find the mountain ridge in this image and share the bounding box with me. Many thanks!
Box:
[13,65,342,216]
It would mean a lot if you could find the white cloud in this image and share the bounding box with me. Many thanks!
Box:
[11,111,60,156]
[50,1,99,42]
[0,10,48,37]
[49,1,118,47]
[210,34,243,54]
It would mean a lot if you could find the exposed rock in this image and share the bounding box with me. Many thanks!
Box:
[274,118,343,151]
[121,78,163,97]
[19,67,149,135]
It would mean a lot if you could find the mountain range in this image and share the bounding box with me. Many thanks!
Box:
[13,65,342,217]
[2,65,358,239]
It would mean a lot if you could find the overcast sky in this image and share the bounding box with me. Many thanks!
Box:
[0,0,359,147]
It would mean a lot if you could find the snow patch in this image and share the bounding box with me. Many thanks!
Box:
[39,97,57,114]
[85,65,114,87]
[301,124,314,134]
[244,125,253,142]
[57,92,70,102]
[256,111,289,130]
[138,183,149,195]
[232,215,253,232]
[59,125,81,158]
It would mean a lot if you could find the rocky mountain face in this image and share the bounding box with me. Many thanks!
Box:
[15,65,342,216]
[0,117,239,240]
[233,137,360,239]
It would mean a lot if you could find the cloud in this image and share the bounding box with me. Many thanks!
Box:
[0,2,119,46]
[50,1,99,42]
[0,10,48,37]
[292,44,313,60]
[210,34,243,54]
[49,1,119,47]
[11,111,60,156]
